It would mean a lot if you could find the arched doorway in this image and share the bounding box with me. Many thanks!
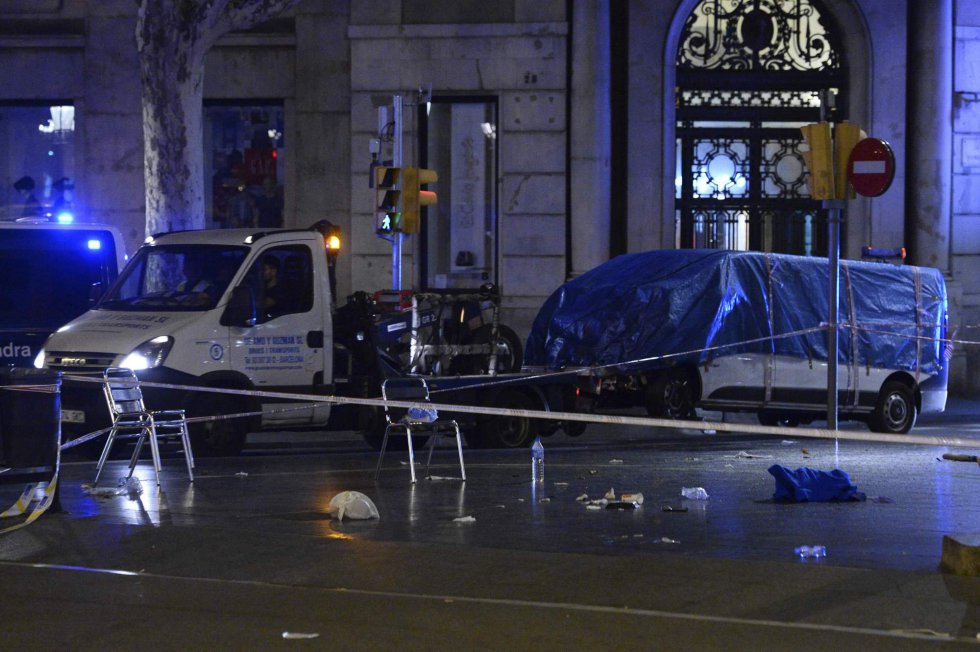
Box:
[674,0,846,256]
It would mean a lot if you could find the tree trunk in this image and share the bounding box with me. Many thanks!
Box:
[137,3,209,235]
[136,0,304,236]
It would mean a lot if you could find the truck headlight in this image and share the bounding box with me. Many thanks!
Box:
[120,336,173,370]
[33,348,46,369]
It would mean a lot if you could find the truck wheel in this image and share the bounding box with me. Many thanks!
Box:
[188,391,250,456]
[759,411,800,428]
[645,369,695,419]
[870,381,916,434]
[474,389,535,448]
[562,420,588,437]
[451,324,523,375]
[358,406,429,451]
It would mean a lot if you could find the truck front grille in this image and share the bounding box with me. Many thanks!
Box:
[47,351,118,374]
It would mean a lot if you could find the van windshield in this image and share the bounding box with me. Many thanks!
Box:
[0,227,119,329]
[99,244,248,312]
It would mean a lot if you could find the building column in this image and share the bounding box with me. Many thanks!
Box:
[569,0,611,277]
[908,0,953,272]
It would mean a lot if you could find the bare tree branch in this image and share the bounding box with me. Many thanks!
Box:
[215,0,304,35]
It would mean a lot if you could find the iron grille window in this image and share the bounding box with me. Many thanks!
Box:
[675,0,845,256]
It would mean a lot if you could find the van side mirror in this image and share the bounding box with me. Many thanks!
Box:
[89,282,104,305]
[220,285,257,327]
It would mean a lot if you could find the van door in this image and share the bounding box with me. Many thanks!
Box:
[227,244,328,425]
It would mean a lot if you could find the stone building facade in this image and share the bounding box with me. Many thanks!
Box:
[0,0,976,392]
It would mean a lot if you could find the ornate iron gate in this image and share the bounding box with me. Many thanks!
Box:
[675,0,846,256]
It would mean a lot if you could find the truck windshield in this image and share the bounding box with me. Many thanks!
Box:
[0,227,119,329]
[99,244,248,312]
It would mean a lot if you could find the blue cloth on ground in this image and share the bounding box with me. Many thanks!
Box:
[768,464,867,502]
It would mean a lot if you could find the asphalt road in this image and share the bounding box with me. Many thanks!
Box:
[1,404,979,650]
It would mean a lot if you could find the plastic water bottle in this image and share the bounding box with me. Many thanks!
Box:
[794,545,827,559]
[531,436,544,483]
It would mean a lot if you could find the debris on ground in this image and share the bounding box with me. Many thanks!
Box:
[609,459,624,464]
[235,472,248,478]
[621,492,644,504]
[453,515,476,523]
[724,451,774,460]
[282,632,320,640]
[575,494,590,502]
[82,477,143,499]
[794,545,827,558]
[605,501,636,510]
[662,505,688,513]
[681,487,709,500]
[942,453,980,467]
[656,537,680,544]
[327,491,380,520]
[604,488,616,500]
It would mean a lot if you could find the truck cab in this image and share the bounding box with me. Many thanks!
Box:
[0,220,125,368]
[38,225,336,455]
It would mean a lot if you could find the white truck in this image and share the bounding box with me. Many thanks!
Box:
[37,222,555,455]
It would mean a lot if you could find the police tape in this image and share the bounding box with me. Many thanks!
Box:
[0,464,59,535]
[0,382,61,533]
[58,373,980,450]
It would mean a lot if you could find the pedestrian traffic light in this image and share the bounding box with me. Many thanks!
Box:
[800,122,834,200]
[401,167,438,234]
[375,166,401,234]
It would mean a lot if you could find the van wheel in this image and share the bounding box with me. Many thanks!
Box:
[474,389,535,448]
[645,369,695,419]
[188,391,250,456]
[870,381,916,434]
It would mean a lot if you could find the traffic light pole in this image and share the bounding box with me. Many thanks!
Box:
[824,199,845,431]
[392,94,404,290]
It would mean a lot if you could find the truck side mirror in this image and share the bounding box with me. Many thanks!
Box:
[88,282,104,305]
[220,285,257,327]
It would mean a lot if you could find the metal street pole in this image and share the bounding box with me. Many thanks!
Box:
[824,199,844,430]
[392,94,403,290]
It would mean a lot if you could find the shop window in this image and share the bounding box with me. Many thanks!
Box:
[204,102,285,230]
[0,103,75,222]
[419,98,498,289]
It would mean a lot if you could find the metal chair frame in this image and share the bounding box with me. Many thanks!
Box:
[375,377,465,483]
[94,367,195,486]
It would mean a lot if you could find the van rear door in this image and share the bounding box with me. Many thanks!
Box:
[0,225,121,366]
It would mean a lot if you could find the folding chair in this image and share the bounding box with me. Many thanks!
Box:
[375,377,465,483]
[94,367,195,487]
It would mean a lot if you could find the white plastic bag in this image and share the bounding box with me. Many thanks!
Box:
[327,491,380,521]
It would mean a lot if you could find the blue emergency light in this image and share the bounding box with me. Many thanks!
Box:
[87,239,101,250]
[56,211,75,224]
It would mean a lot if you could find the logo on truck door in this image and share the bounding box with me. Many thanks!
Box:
[242,334,306,370]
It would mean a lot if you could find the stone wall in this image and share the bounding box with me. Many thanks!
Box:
[347,12,568,335]
[954,0,980,393]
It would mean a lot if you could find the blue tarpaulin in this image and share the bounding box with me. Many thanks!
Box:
[768,464,867,502]
[524,250,947,376]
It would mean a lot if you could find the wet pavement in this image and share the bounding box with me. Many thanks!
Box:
[1,407,979,650]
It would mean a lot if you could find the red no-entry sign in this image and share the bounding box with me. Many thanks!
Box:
[847,138,895,197]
